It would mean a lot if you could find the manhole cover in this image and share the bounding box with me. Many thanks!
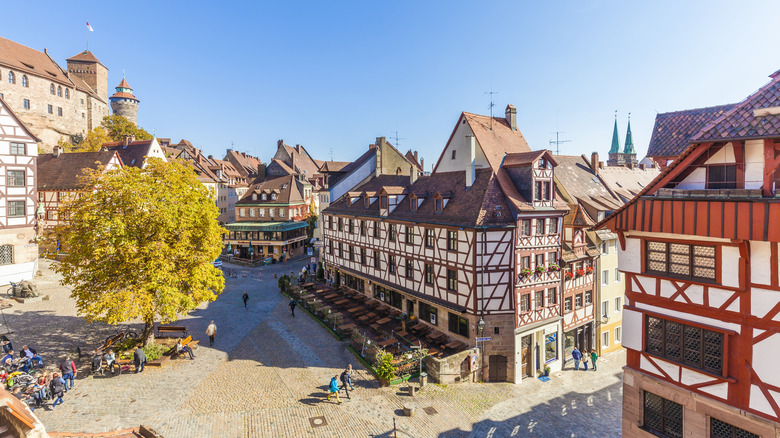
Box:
[309,416,327,428]
[423,407,438,415]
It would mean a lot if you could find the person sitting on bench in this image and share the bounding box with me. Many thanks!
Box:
[20,345,43,368]
[176,340,195,360]
[91,355,103,375]
[104,349,116,374]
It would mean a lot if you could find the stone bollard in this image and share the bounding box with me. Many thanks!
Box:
[402,403,416,416]
[408,384,416,397]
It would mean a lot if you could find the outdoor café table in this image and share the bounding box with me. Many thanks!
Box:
[363,312,377,319]
[347,306,366,314]
[366,301,380,308]
[302,282,315,289]
[334,299,350,306]
[323,293,340,300]
[340,323,356,331]
[426,331,447,342]
[395,330,409,338]
[409,322,426,333]
[444,340,465,350]
[358,314,371,323]
[377,338,397,347]
[376,317,392,325]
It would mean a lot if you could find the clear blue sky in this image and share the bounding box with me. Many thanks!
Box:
[3,1,778,167]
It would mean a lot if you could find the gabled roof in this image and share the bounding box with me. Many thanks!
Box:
[692,70,780,143]
[404,150,424,172]
[100,139,156,168]
[502,150,556,167]
[325,169,514,228]
[552,155,623,214]
[68,74,105,103]
[564,203,593,227]
[0,96,41,142]
[646,104,735,158]
[326,148,376,188]
[223,149,263,177]
[238,175,307,205]
[597,165,660,203]
[319,161,351,172]
[274,141,321,177]
[0,36,72,86]
[65,50,106,68]
[38,151,119,190]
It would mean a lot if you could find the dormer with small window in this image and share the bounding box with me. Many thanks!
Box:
[409,193,418,211]
[502,150,557,207]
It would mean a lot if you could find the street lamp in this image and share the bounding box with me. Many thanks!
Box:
[477,317,486,382]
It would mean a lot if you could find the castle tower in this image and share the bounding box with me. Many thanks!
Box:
[66,50,109,103]
[607,114,621,166]
[622,116,638,166]
[109,78,139,125]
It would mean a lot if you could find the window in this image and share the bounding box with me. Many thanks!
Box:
[424,264,433,285]
[520,256,530,269]
[348,245,354,261]
[347,219,352,234]
[615,327,622,344]
[535,253,544,268]
[50,84,55,94]
[548,251,558,264]
[271,193,277,200]
[48,105,53,114]
[410,196,417,211]
[0,245,12,265]
[258,208,265,217]
[405,259,413,279]
[239,208,245,217]
[535,181,551,201]
[328,241,333,255]
[601,301,609,318]
[645,315,724,374]
[643,392,683,438]
[646,241,716,282]
[270,208,277,217]
[601,240,610,254]
[536,218,545,235]
[602,270,609,286]
[47,210,58,221]
[425,229,434,248]
[615,268,622,283]
[248,208,255,217]
[21,75,28,87]
[545,332,558,363]
[585,290,592,305]
[405,226,413,244]
[23,99,29,109]
[57,86,62,97]
[327,215,332,229]
[435,198,443,212]
[547,288,557,305]
[602,331,610,347]
[261,193,267,200]
[419,302,437,325]
[520,294,530,312]
[451,149,456,159]
[548,218,558,234]
[447,269,457,291]
[388,255,395,274]
[388,224,396,242]
[373,221,380,238]
[710,417,759,438]
[448,312,468,337]
[57,107,62,116]
[380,195,388,209]
[535,290,544,308]
[564,297,572,313]
[7,170,24,187]
[615,297,622,313]
[707,164,737,189]
[374,250,380,269]
[8,72,15,84]
[65,89,69,99]
[360,248,366,265]
[446,231,457,251]
[521,220,531,236]
[7,201,24,217]
[337,217,343,231]
[338,243,343,258]
[360,220,365,236]
[575,294,583,309]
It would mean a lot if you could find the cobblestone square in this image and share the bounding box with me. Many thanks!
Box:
[12,259,624,437]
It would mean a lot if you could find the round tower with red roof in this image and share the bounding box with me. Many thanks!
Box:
[109,77,139,125]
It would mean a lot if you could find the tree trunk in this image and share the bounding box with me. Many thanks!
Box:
[141,319,155,346]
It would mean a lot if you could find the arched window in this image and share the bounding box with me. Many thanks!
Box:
[8,71,15,84]
[21,75,28,87]
[50,84,55,95]
[57,86,62,97]
[65,89,69,99]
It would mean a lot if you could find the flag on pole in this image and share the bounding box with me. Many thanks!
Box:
[86,22,94,32]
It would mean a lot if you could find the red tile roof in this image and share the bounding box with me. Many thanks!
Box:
[646,104,735,159]
[65,50,106,68]
[238,175,307,206]
[109,91,138,100]
[502,150,556,167]
[692,70,780,143]
[38,151,119,190]
[116,78,132,89]
[0,36,72,86]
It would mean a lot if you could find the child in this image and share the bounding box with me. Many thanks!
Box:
[326,375,341,404]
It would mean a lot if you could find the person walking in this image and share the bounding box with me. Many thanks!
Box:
[50,372,65,408]
[571,347,582,371]
[206,320,217,346]
[590,349,598,371]
[58,357,76,391]
[289,299,296,317]
[582,350,589,371]
[242,291,249,309]
[326,375,341,404]
[133,346,147,373]
[339,368,351,399]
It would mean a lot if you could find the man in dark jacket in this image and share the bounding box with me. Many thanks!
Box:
[289,299,296,317]
[59,357,77,390]
[133,347,147,373]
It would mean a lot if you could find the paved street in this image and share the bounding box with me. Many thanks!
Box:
[13,259,623,437]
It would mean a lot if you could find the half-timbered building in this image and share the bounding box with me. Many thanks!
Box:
[0,96,39,283]
[596,69,780,437]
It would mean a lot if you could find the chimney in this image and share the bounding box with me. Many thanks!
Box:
[257,163,266,179]
[639,163,646,170]
[123,135,130,147]
[410,164,418,185]
[420,158,424,173]
[414,150,418,163]
[53,145,62,157]
[505,105,517,131]
[598,161,604,169]
[374,137,385,177]
[466,134,476,188]
[627,162,634,169]
[591,152,599,175]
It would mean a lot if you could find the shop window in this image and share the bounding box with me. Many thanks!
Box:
[448,312,468,337]
[419,302,437,325]
[545,332,558,363]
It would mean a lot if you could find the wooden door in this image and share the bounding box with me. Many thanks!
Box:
[521,335,533,377]
[488,355,507,382]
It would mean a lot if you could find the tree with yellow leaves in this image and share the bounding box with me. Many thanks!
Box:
[57,127,112,152]
[55,159,225,344]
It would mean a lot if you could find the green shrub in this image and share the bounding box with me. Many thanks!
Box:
[113,337,140,354]
[375,349,396,382]
[142,342,167,362]
[278,275,291,293]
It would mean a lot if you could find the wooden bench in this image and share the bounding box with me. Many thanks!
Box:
[156,326,188,338]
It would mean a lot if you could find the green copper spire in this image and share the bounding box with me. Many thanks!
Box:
[624,114,636,154]
[609,112,620,154]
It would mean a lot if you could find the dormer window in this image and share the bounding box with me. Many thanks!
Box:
[271,193,277,200]
[364,196,370,208]
[707,164,737,189]
[262,193,267,200]
[410,195,418,211]
[539,157,547,169]
[435,198,443,212]
[535,181,551,201]
[252,193,257,201]
[380,195,388,209]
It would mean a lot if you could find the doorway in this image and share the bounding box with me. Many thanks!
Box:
[488,355,507,382]
[521,335,533,378]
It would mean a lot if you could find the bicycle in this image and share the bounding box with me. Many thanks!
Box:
[222,267,238,278]
[105,324,138,344]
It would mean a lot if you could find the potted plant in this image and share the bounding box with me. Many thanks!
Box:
[576,268,585,277]
[375,350,396,386]
[565,271,574,280]
[548,262,560,272]
[520,268,533,279]
[535,265,546,275]
[544,365,551,376]
[585,266,594,274]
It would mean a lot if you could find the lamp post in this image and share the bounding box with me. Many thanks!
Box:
[477,317,486,382]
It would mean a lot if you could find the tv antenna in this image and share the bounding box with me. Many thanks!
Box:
[485,90,498,130]
[330,147,334,161]
[390,130,406,148]
[549,131,571,155]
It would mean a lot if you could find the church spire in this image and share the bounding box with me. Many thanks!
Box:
[609,111,620,154]
[624,113,636,154]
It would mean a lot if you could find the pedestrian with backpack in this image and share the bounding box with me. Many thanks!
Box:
[326,375,341,404]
